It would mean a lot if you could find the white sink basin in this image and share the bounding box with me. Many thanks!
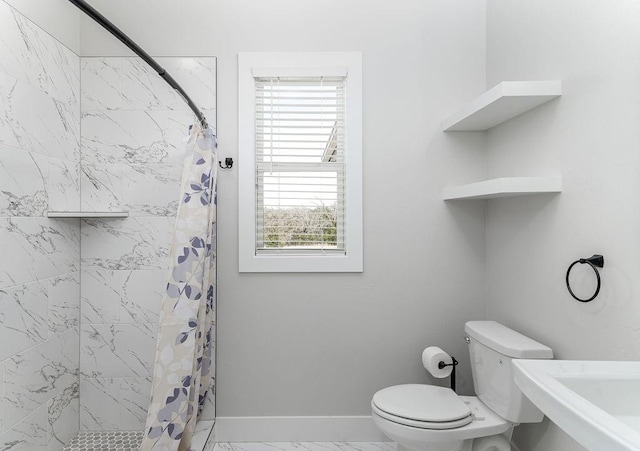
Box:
[513,360,640,451]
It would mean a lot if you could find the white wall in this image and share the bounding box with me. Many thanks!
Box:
[3,0,79,53]
[485,1,640,450]
[210,0,487,417]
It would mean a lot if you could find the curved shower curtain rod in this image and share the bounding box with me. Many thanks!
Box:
[68,0,209,129]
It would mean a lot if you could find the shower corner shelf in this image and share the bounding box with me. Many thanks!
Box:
[442,80,562,131]
[47,211,129,218]
[443,176,562,200]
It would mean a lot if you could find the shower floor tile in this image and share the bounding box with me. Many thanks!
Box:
[63,426,215,451]
[62,431,144,451]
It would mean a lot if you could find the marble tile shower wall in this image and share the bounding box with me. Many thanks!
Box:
[0,1,81,450]
[79,56,217,431]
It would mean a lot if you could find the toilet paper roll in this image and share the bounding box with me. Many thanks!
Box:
[422,346,453,378]
[471,434,511,451]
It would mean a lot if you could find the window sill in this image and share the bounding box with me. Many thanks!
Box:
[239,253,363,273]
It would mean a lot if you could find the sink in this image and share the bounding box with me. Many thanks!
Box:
[513,360,640,451]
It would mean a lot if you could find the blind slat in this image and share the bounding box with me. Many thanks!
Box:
[256,163,343,171]
[257,183,346,188]
[256,132,344,137]
[255,75,346,253]
[256,119,342,124]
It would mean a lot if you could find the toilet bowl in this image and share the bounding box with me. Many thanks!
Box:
[371,321,554,451]
[371,385,511,451]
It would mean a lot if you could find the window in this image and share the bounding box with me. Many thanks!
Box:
[255,75,345,253]
[239,53,362,272]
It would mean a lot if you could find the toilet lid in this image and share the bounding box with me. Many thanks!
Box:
[372,384,471,423]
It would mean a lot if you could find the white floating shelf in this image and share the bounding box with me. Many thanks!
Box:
[443,81,562,131]
[443,176,562,200]
[47,211,129,218]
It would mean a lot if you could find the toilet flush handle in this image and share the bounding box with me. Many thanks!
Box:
[464,336,470,344]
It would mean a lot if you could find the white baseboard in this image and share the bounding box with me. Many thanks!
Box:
[214,416,389,442]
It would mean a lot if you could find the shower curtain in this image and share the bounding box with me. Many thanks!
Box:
[140,125,217,451]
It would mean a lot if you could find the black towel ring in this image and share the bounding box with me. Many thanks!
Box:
[565,254,604,303]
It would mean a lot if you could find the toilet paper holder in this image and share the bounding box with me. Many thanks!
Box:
[438,356,459,392]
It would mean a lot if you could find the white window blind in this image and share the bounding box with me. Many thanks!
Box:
[254,76,346,255]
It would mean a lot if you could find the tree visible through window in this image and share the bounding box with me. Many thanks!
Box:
[263,204,337,248]
[255,76,345,254]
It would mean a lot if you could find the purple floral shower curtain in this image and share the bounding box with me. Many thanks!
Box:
[140,126,217,451]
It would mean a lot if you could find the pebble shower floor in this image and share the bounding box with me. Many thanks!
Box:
[62,431,144,451]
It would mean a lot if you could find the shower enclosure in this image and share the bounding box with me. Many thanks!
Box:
[0,1,217,450]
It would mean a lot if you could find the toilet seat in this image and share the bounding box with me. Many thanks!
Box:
[372,394,512,445]
[372,384,473,430]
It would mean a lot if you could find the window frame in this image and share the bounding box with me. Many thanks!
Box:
[238,52,363,273]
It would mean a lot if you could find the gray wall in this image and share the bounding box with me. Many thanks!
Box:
[79,0,489,418]
[485,1,640,450]
[210,0,488,417]
[30,1,640,446]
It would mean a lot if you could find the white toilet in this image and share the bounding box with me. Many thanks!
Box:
[371,321,553,451]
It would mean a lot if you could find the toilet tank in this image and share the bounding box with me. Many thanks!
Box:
[465,321,553,423]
